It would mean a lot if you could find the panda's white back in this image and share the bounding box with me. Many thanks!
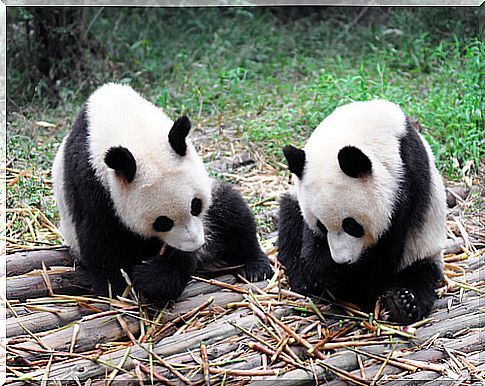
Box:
[306,100,406,186]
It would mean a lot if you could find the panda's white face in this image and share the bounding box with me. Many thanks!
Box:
[285,100,407,265]
[108,147,212,252]
[297,170,378,264]
[86,83,212,252]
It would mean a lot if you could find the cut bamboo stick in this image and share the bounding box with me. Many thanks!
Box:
[9,308,291,383]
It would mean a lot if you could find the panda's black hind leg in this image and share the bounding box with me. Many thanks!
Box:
[131,248,197,306]
[202,182,273,282]
[382,257,443,324]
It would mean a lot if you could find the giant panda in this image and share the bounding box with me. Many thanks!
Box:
[52,83,272,304]
[278,100,447,324]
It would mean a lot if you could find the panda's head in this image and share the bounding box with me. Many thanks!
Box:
[283,100,406,265]
[87,84,212,252]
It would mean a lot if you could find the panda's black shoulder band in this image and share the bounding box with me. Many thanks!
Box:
[169,116,191,156]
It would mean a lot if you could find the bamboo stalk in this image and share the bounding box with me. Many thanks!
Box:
[141,296,214,342]
[264,309,327,360]
[316,360,371,386]
[136,360,179,386]
[347,348,419,372]
[192,276,248,294]
[208,367,278,376]
[310,322,356,353]
[200,341,210,386]
[40,354,53,386]
[271,336,290,363]
[371,349,393,385]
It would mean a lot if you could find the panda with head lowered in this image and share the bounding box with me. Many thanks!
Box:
[52,83,272,304]
[278,100,446,324]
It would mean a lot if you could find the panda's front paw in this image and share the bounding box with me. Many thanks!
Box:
[382,288,420,324]
[235,256,273,282]
[132,259,189,306]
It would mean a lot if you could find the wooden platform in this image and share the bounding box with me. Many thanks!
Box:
[4,240,484,385]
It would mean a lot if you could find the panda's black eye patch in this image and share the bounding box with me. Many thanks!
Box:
[153,216,174,232]
[316,220,328,235]
[342,217,364,238]
[191,198,203,216]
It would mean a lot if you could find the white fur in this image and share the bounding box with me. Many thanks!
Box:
[292,100,445,267]
[327,232,364,265]
[52,137,80,253]
[86,83,212,252]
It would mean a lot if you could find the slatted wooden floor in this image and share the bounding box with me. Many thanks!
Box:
[4,237,484,385]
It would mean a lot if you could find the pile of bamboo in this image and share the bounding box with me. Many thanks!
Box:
[4,237,484,385]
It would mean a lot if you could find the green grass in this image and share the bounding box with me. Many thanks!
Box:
[41,9,484,176]
[6,7,482,236]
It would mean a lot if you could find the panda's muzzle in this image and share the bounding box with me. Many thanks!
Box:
[163,220,205,252]
[327,232,364,265]
[178,238,205,252]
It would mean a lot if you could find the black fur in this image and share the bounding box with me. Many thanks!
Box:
[342,217,364,238]
[316,220,328,235]
[338,146,372,178]
[399,118,432,231]
[282,145,306,179]
[191,197,203,216]
[169,115,191,156]
[153,216,174,232]
[104,146,137,183]
[62,108,272,305]
[200,183,273,282]
[131,247,197,305]
[277,122,443,324]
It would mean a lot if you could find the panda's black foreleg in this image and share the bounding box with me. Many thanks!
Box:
[76,239,130,297]
[131,248,197,306]
[203,182,273,282]
[277,193,308,293]
[382,257,443,324]
[89,267,127,297]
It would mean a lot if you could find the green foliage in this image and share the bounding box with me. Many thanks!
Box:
[7,7,481,183]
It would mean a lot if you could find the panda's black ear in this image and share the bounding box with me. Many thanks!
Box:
[104,146,137,183]
[283,145,306,179]
[338,146,372,178]
[169,116,191,156]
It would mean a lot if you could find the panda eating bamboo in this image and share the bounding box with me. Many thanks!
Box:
[52,83,273,304]
[278,100,447,324]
